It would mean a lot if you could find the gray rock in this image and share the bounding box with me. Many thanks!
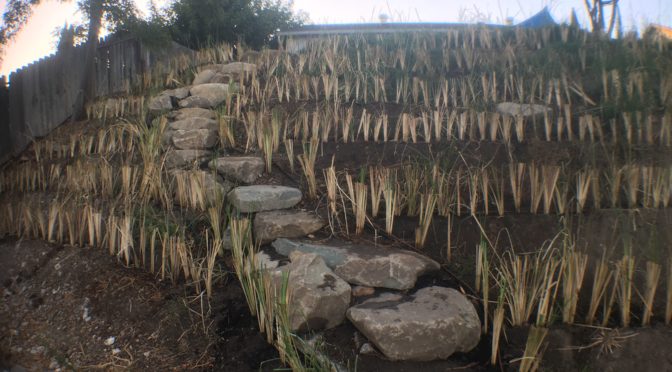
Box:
[219,62,257,75]
[192,69,217,85]
[228,186,302,213]
[210,72,232,84]
[346,287,480,361]
[172,129,218,150]
[255,251,280,269]
[272,239,440,290]
[162,87,190,100]
[168,107,217,121]
[178,95,212,109]
[209,156,265,184]
[190,83,230,107]
[165,149,212,169]
[271,252,351,332]
[254,210,324,243]
[168,117,218,132]
[148,94,173,113]
[496,102,550,117]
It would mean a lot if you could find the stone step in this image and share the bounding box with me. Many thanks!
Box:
[346,286,480,361]
[272,239,440,290]
[167,107,216,121]
[209,156,264,184]
[270,251,351,332]
[253,210,324,244]
[228,185,302,213]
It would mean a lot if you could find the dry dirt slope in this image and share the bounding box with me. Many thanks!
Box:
[0,238,218,371]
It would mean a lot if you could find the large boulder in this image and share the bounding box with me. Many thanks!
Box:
[346,287,481,361]
[168,117,218,131]
[254,210,324,243]
[178,95,212,109]
[162,87,190,100]
[272,239,440,290]
[209,156,264,184]
[168,108,217,121]
[192,69,217,85]
[171,129,218,150]
[496,102,550,117]
[165,149,212,169]
[219,62,257,75]
[148,94,173,113]
[271,252,351,332]
[190,83,230,107]
[228,186,302,213]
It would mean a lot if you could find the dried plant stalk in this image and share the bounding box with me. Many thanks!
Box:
[415,193,437,248]
[642,261,661,326]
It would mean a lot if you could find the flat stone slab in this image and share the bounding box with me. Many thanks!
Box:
[148,94,173,113]
[254,210,324,243]
[178,95,212,109]
[171,129,218,150]
[271,251,351,332]
[228,186,302,213]
[272,239,440,290]
[168,108,216,121]
[209,156,264,184]
[168,117,218,131]
[347,286,481,361]
[189,83,230,107]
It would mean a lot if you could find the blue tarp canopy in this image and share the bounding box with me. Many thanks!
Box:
[517,7,556,28]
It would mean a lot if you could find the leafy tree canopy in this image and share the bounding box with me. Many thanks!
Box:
[165,0,306,49]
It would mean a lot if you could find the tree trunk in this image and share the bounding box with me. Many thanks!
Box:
[72,0,103,121]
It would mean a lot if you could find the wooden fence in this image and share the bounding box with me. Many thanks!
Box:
[0,34,192,162]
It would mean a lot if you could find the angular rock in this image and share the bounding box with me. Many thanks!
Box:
[178,95,212,109]
[209,156,264,184]
[148,94,173,113]
[228,186,302,213]
[272,239,440,290]
[192,69,216,85]
[165,149,212,169]
[168,107,217,121]
[210,73,232,84]
[172,129,218,150]
[496,102,550,117]
[168,117,218,131]
[271,252,351,332]
[190,83,230,107]
[254,210,324,243]
[347,287,481,361]
[162,87,190,100]
[219,62,257,75]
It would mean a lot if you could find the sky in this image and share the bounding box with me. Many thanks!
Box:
[1,0,670,77]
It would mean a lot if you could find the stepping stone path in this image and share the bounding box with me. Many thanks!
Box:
[347,287,480,361]
[209,156,265,184]
[272,238,440,290]
[254,210,324,243]
[270,251,351,332]
[148,60,481,361]
[228,185,302,213]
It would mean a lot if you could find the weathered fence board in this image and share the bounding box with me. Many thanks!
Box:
[1,35,192,163]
